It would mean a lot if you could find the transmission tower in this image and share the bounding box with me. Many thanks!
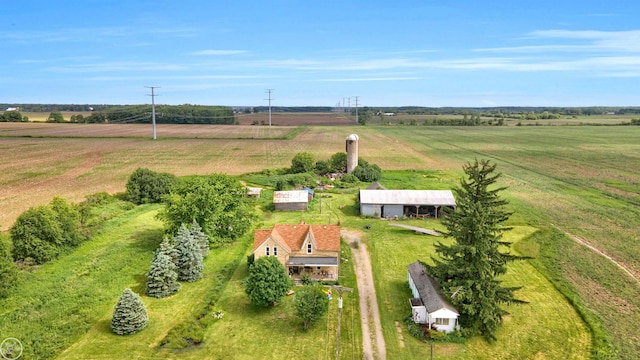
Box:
[265,89,274,128]
[145,86,160,139]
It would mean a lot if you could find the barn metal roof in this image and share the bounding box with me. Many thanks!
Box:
[359,189,456,206]
[273,190,309,203]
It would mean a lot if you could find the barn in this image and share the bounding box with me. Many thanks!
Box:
[273,190,309,211]
[359,189,456,219]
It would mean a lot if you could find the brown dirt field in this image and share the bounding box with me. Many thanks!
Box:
[235,112,357,126]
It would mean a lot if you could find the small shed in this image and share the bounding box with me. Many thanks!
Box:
[407,261,459,333]
[246,187,263,198]
[274,190,309,211]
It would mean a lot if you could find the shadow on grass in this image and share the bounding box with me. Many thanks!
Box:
[127,228,164,252]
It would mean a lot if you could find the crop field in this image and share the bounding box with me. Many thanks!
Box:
[0,118,639,358]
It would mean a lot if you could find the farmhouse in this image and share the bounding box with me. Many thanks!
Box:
[359,189,456,219]
[407,261,459,333]
[253,223,340,282]
[273,190,309,211]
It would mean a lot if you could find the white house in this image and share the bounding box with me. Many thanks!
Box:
[407,261,459,333]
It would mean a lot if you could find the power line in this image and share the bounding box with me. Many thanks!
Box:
[145,86,160,140]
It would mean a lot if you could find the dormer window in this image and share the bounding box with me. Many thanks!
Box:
[265,247,270,256]
[307,243,312,254]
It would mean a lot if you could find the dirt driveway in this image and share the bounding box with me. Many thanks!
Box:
[342,229,387,360]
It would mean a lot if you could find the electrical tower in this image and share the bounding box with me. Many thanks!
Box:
[145,86,160,140]
[353,96,359,124]
[265,89,274,128]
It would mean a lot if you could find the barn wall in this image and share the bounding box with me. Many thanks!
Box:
[275,202,308,211]
[360,204,382,217]
[383,205,403,218]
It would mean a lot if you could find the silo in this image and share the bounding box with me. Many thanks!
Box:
[346,134,359,173]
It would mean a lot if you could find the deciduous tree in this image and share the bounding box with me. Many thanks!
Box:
[428,159,526,341]
[157,174,255,244]
[293,285,329,330]
[126,168,178,204]
[243,256,291,307]
[290,152,315,174]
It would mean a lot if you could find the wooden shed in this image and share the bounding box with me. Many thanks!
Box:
[273,190,309,211]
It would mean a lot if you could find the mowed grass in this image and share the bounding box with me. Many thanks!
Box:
[0,204,164,359]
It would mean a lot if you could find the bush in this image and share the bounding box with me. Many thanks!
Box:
[11,206,65,263]
[293,285,329,330]
[11,198,84,264]
[126,168,177,204]
[111,288,149,335]
[0,236,18,298]
[290,152,315,174]
[353,158,382,182]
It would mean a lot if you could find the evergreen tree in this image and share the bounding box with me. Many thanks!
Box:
[428,159,526,341]
[111,288,149,335]
[157,235,180,265]
[146,251,180,298]
[190,219,209,258]
[243,256,291,307]
[175,224,203,282]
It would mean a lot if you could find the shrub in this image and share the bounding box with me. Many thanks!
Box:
[290,152,315,174]
[126,168,177,204]
[111,288,149,335]
[0,236,18,298]
[11,206,64,263]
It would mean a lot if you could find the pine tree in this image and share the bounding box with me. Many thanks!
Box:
[175,224,203,282]
[158,235,180,265]
[428,159,527,341]
[190,219,209,258]
[111,288,149,335]
[146,250,180,298]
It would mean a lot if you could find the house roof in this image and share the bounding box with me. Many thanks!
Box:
[253,224,341,253]
[407,261,458,315]
[360,189,456,207]
[246,187,262,196]
[273,190,309,204]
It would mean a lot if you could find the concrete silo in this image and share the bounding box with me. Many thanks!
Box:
[346,134,359,173]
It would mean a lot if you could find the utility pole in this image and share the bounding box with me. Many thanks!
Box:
[145,86,160,140]
[353,96,359,124]
[330,285,354,360]
[265,89,274,128]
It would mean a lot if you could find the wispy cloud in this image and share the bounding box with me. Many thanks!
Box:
[188,50,249,56]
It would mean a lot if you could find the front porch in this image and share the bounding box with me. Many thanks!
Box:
[287,256,339,284]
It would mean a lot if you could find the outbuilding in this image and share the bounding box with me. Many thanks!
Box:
[407,261,459,333]
[273,190,309,211]
[359,189,456,219]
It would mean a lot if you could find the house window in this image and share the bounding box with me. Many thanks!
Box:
[435,318,450,326]
[265,247,270,256]
[274,247,278,256]
[316,266,321,270]
[307,243,312,254]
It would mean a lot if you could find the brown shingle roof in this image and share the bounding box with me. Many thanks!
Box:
[253,224,340,252]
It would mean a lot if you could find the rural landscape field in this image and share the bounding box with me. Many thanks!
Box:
[1,115,639,359]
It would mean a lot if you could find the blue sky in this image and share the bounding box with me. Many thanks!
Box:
[1,0,639,107]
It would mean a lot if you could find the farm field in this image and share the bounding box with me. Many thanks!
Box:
[0,119,639,358]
